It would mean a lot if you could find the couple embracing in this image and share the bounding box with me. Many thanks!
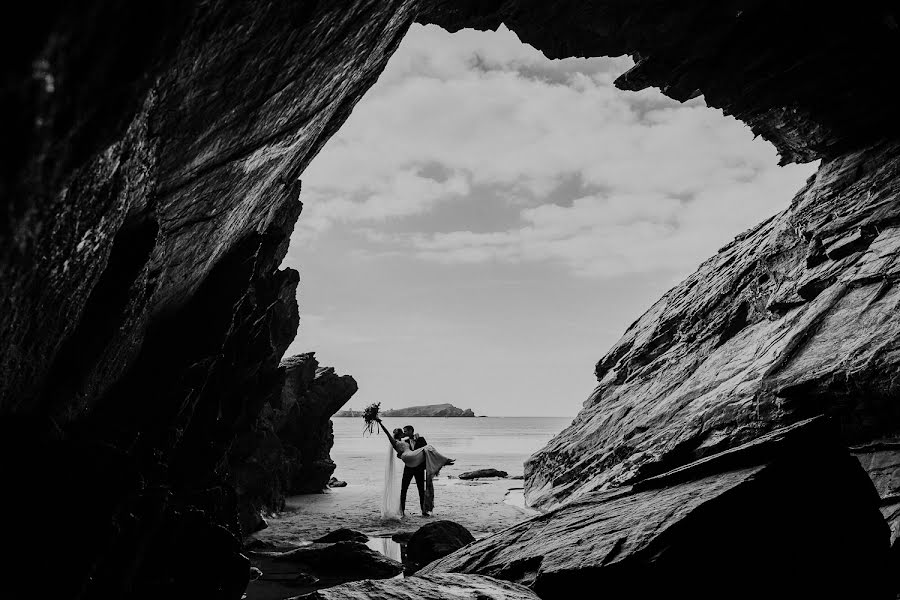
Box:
[376,419,454,520]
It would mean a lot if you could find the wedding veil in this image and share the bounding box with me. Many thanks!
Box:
[381,443,402,520]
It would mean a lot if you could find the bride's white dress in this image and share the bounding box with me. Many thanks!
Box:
[381,444,403,520]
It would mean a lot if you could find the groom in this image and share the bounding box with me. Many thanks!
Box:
[400,424,432,516]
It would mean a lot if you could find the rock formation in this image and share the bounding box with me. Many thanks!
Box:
[294,573,539,600]
[422,419,894,598]
[4,0,900,597]
[228,353,357,534]
[525,140,900,514]
[2,2,417,597]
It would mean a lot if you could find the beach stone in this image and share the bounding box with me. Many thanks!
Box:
[328,477,348,488]
[274,541,403,579]
[314,528,368,544]
[459,469,508,480]
[423,419,893,599]
[293,573,539,599]
[407,521,476,568]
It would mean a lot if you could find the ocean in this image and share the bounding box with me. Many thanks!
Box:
[330,416,573,485]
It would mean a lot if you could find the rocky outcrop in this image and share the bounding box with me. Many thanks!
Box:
[526,140,900,510]
[421,1,900,165]
[295,573,539,600]
[2,2,417,597]
[422,419,893,599]
[407,521,476,569]
[248,541,404,598]
[228,353,357,533]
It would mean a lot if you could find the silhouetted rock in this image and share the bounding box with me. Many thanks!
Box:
[273,541,403,580]
[407,521,476,568]
[294,573,539,599]
[422,419,893,599]
[228,353,357,533]
[459,469,508,480]
[314,528,369,544]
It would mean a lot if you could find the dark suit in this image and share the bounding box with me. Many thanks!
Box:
[400,434,427,513]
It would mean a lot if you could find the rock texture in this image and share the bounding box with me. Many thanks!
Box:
[228,352,357,533]
[272,541,404,580]
[407,521,476,569]
[423,419,893,599]
[422,1,900,165]
[294,573,539,600]
[1,2,417,597]
[526,140,900,511]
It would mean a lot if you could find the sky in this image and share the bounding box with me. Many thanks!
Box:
[282,24,818,417]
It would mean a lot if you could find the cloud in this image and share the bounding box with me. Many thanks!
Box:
[292,23,817,279]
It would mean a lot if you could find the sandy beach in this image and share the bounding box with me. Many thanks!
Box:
[252,474,537,545]
[243,417,562,599]
[245,475,538,600]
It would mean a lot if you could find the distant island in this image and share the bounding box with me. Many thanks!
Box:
[336,403,476,417]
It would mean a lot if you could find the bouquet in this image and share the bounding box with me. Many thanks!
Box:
[362,402,381,435]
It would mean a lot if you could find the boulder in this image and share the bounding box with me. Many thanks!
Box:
[407,521,476,568]
[293,573,539,600]
[328,477,348,488]
[459,469,508,480]
[422,419,893,599]
[274,541,403,580]
[314,528,369,544]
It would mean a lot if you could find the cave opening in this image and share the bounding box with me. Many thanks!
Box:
[280,23,818,421]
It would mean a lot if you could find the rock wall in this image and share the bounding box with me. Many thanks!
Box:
[1,2,418,597]
[422,419,893,598]
[525,140,900,509]
[229,353,357,534]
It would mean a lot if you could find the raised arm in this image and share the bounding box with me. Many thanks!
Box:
[377,419,401,452]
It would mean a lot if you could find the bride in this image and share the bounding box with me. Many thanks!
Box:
[376,418,454,520]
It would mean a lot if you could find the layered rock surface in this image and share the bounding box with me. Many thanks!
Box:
[228,353,357,534]
[526,140,900,511]
[422,1,900,164]
[423,419,893,599]
[2,1,418,597]
[295,573,539,600]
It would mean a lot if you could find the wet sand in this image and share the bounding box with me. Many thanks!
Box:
[253,474,537,545]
